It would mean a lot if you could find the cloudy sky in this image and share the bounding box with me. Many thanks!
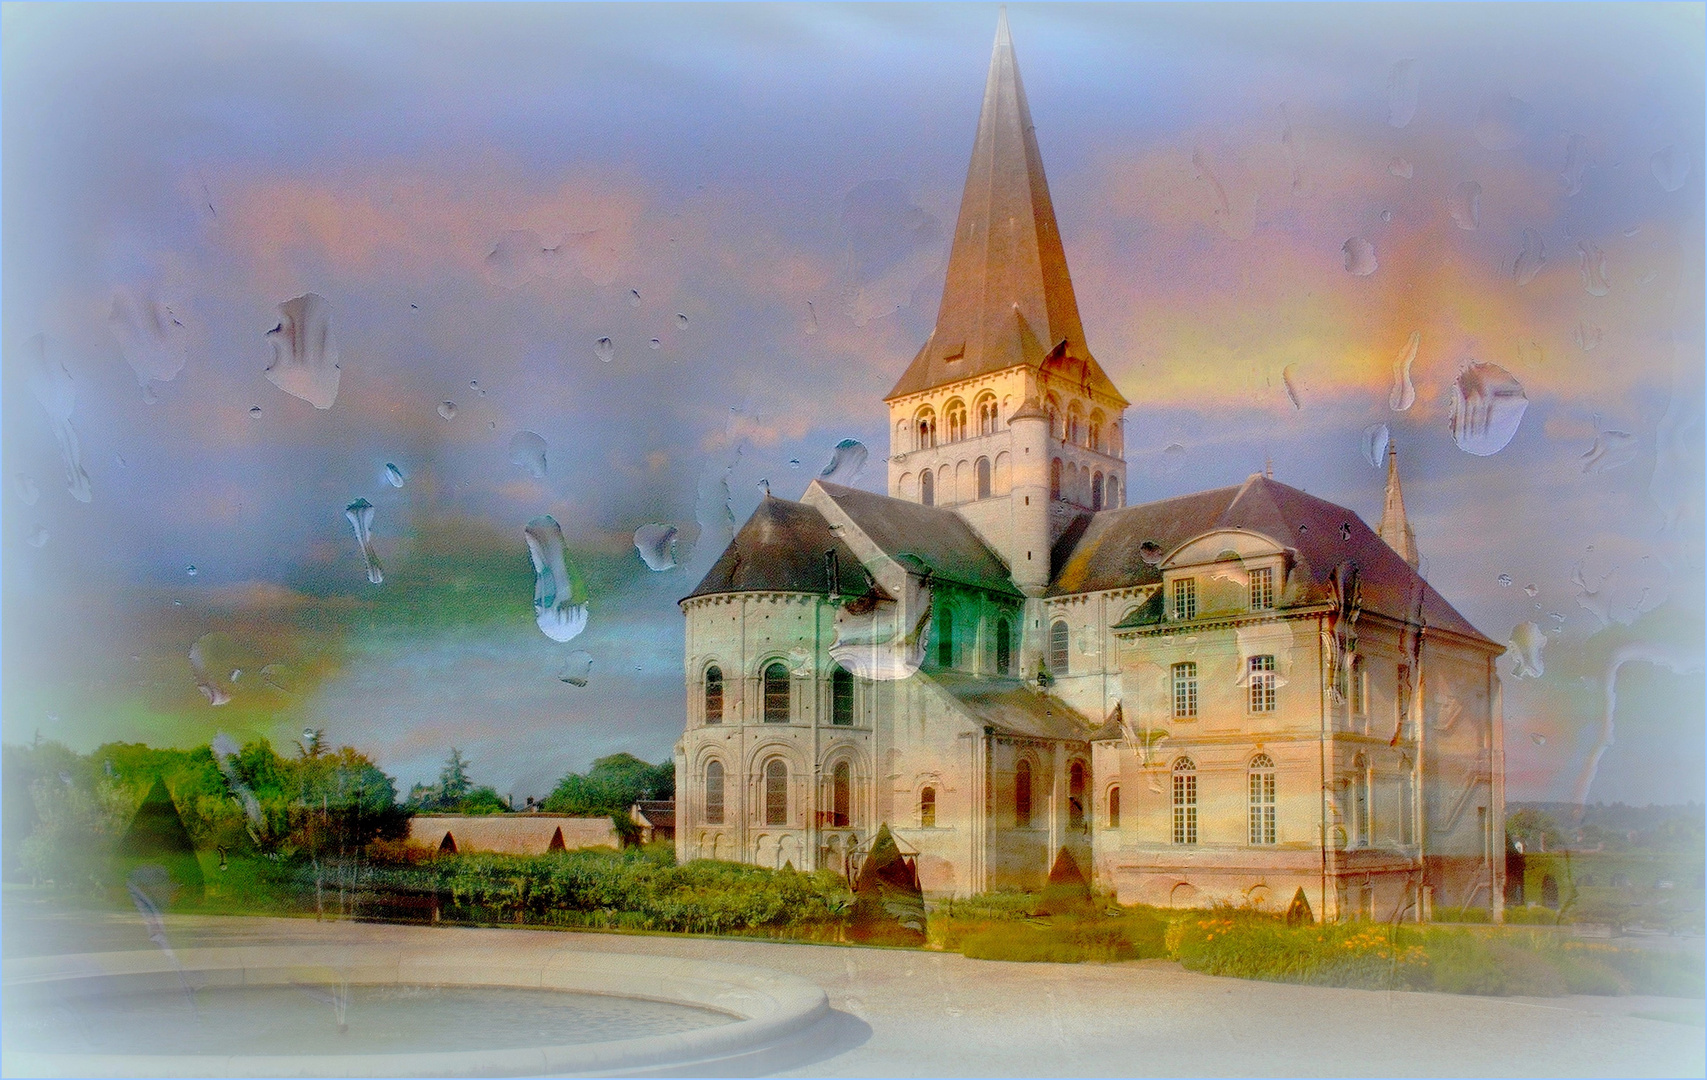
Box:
[4,2,1702,805]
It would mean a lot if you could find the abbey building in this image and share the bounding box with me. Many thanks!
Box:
[675,14,1506,922]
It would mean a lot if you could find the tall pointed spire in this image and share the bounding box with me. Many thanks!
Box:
[1378,442,1419,569]
[886,11,1123,404]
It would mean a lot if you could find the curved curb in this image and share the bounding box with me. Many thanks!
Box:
[3,944,831,1078]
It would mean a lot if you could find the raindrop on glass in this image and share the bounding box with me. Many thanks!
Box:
[14,475,39,506]
[384,463,405,488]
[524,515,589,643]
[508,430,549,479]
[1622,225,1641,238]
[264,294,341,409]
[25,334,92,504]
[26,526,48,548]
[1449,362,1528,456]
[1524,583,1538,597]
[628,289,642,307]
[633,523,679,571]
[1139,540,1164,565]
[471,379,485,397]
[649,338,661,350]
[1651,145,1690,192]
[820,438,870,485]
[1513,229,1546,286]
[1361,423,1390,468]
[1573,322,1603,352]
[1498,574,1513,587]
[1342,237,1377,276]
[1389,331,1419,412]
[189,632,235,706]
[1474,93,1530,151]
[248,405,262,418]
[1580,418,1637,474]
[1281,365,1303,409]
[1339,523,1352,541]
[788,458,801,469]
[109,290,189,397]
[344,498,383,585]
[1529,732,1546,746]
[1577,241,1610,296]
[1506,621,1546,678]
[1561,134,1588,196]
[1386,58,1419,128]
[1379,209,1393,223]
[1388,157,1414,179]
[805,301,819,335]
[594,337,615,363]
[1160,443,1187,475]
[675,313,689,329]
[1449,181,1481,231]
[186,564,197,577]
[558,650,594,686]
[437,401,458,420]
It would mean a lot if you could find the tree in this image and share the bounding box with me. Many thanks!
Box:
[542,753,673,816]
[407,749,507,814]
[439,748,473,802]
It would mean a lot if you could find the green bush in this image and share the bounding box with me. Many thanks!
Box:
[944,907,1168,964]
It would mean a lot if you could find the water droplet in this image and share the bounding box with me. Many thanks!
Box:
[820,438,869,485]
[1577,241,1610,296]
[1524,583,1539,597]
[1389,331,1419,412]
[484,230,563,288]
[558,650,594,686]
[788,458,801,469]
[1548,611,1566,622]
[1651,145,1690,192]
[1388,157,1414,179]
[264,294,341,409]
[675,313,688,329]
[594,337,615,363]
[1380,209,1393,223]
[1341,237,1377,276]
[1161,443,1187,475]
[189,632,235,706]
[1339,522,1353,541]
[1297,524,1309,535]
[384,463,405,488]
[114,453,127,469]
[649,338,661,350]
[1474,93,1531,151]
[628,288,642,307]
[523,515,589,643]
[260,663,297,695]
[1580,418,1637,474]
[1498,574,1513,587]
[828,574,931,682]
[634,523,680,571]
[471,379,485,397]
[248,405,262,418]
[1513,228,1546,286]
[25,334,92,504]
[1529,732,1546,746]
[1561,133,1588,196]
[26,525,48,548]
[437,401,458,420]
[1622,225,1641,238]
[186,564,197,577]
[1139,540,1164,565]
[508,430,548,479]
[1361,424,1390,468]
[230,669,242,682]
[1506,621,1546,678]
[1573,322,1603,352]
[1278,364,1303,410]
[805,301,819,335]
[14,475,39,506]
[109,290,188,396]
[1386,58,1419,128]
[1449,361,1528,456]
[757,477,771,496]
[344,498,383,585]
[1449,181,1481,231]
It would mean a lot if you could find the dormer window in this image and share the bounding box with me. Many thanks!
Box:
[1249,566,1274,610]
[1173,577,1197,620]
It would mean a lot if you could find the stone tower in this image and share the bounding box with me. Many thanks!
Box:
[1378,441,1420,569]
[883,9,1130,604]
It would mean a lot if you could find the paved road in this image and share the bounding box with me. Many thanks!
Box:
[4,903,1702,1078]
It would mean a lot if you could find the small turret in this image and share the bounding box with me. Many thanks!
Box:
[1378,442,1419,570]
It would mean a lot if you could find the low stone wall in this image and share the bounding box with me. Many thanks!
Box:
[408,814,619,855]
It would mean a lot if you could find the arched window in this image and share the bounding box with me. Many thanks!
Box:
[1106,475,1119,509]
[763,662,790,723]
[915,407,937,450]
[831,665,854,726]
[1248,754,1276,845]
[945,399,968,442]
[976,393,998,435]
[976,457,991,499]
[920,469,934,506]
[1172,661,1198,718]
[1046,395,1062,440]
[1069,761,1086,827]
[995,619,1012,675]
[765,759,788,825]
[1067,462,1079,504]
[704,760,725,825]
[1015,759,1033,827]
[919,786,936,828]
[704,665,723,724]
[1068,402,1085,445]
[1107,786,1121,829]
[1353,753,1371,847]
[831,761,850,827]
[1049,620,1070,674]
[1091,472,1104,511]
[1089,411,1105,453]
[1172,758,1198,844]
[937,610,955,668]
[1050,458,1063,500]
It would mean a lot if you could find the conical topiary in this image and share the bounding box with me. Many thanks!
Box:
[849,824,926,945]
[117,778,204,901]
[1038,847,1093,916]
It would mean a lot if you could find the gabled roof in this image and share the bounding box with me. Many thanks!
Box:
[885,12,1123,406]
[814,481,1021,597]
[1053,475,1495,646]
[925,669,1092,742]
[683,497,873,601]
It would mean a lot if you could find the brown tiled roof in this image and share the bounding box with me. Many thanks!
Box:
[925,669,1092,742]
[633,800,675,829]
[814,481,1021,597]
[684,497,873,601]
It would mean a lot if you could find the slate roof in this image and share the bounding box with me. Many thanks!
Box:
[926,670,1092,742]
[1051,474,1493,645]
[815,481,1022,597]
[684,497,873,601]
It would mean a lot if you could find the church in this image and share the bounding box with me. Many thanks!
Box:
[674,14,1507,923]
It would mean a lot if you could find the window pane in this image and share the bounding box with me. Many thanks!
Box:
[1248,654,1276,713]
[831,666,854,725]
[832,761,850,826]
[920,786,936,828]
[765,759,787,825]
[1173,662,1197,718]
[704,666,723,724]
[1172,761,1197,844]
[1050,621,1070,673]
[1015,760,1032,827]
[1174,578,1196,620]
[705,761,725,825]
[1108,786,1120,828]
[1249,566,1273,610]
[764,662,790,722]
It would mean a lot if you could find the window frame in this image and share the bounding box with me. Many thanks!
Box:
[1172,661,1198,719]
[1248,654,1277,714]
[1172,758,1198,845]
[704,760,725,825]
[1249,565,1274,611]
[1049,620,1070,674]
[1015,758,1033,828]
[762,661,791,723]
[919,786,937,828]
[831,760,851,827]
[1068,760,1087,828]
[703,664,724,725]
[764,758,788,826]
[1107,785,1121,829]
[1248,754,1276,845]
[1173,577,1197,620]
[831,665,854,726]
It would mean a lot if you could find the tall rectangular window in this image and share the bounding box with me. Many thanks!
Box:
[1249,566,1273,610]
[1172,761,1197,844]
[1173,577,1197,620]
[1350,655,1366,716]
[704,761,725,825]
[1248,655,1276,713]
[1172,662,1198,719]
[1248,756,1276,845]
[831,666,854,726]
